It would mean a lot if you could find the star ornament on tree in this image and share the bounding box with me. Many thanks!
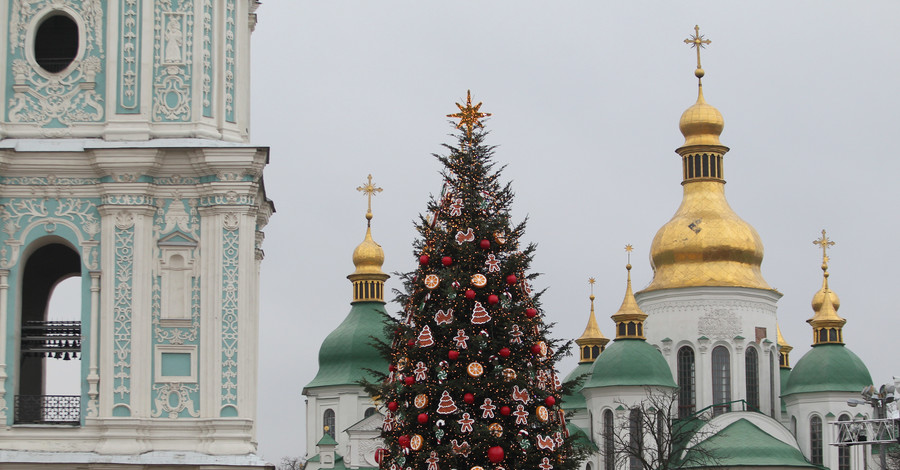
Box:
[447,90,492,140]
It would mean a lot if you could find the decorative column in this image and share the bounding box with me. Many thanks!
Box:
[0,269,8,421]
[86,271,101,417]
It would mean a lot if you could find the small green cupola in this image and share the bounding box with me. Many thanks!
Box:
[584,247,675,389]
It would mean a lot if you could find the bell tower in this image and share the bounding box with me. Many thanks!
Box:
[0,1,273,468]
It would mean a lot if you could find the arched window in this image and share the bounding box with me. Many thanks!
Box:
[677,346,695,418]
[745,347,759,410]
[17,242,82,424]
[769,350,776,417]
[586,463,593,470]
[629,408,643,470]
[791,416,798,436]
[838,414,851,470]
[323,409,336,438]
[592,345,600,358]
[711,346,731,416]
[364,407,376,418]
[603,410,615,470]
[810,415,823,465]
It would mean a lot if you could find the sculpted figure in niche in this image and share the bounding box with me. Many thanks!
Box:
[165,17,184,63]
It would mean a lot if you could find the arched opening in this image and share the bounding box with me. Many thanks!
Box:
[810,415,823,465]
[603,409,615,470]
[364,407,376,418]
[629,408,643,470]
[838,413,851,470]
[711,346,731,416]
[34,14,79,73]
[677,346,695,418]
[323,408,336,439]
[16,243,82,424]
[745,347,759,410]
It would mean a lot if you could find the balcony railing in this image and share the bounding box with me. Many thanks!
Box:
[14,395,80,424]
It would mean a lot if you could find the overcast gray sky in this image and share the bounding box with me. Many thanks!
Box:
[249,1,900,462]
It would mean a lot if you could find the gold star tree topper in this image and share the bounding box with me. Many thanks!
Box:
[447,90,492,140]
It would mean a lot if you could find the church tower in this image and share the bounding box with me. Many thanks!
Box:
[303,176,390,470]
[634,26,782,420]
[0,1,273,467]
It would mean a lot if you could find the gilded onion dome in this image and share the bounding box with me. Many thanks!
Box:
[807,230,845,345]
[575,279,610,363]
[642,27,771,293]
[348,175,389,303]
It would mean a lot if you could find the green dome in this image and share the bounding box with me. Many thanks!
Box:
[584,339,675,389]
[304,301,389,392]
[680,419,817,468]
[782,343,872,397]
[562,362,593,410]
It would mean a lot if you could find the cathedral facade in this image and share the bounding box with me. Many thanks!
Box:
[0,1,273,468]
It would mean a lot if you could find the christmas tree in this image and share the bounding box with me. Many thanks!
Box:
[370,91,583,470]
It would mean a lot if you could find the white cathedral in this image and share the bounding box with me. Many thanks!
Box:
[303,35,893,470]
[0,0,273,468]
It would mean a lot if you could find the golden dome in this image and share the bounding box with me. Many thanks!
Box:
[576,280,610,363]
[807,259,845,345]
[644,181,771,291]
[612,263,648,339]
[679,86,724,147]
[350,218,387,277]
[776,323,793,368]
[641,59,772,293]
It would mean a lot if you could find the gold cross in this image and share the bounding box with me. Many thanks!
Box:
[684,25,711,83]
[812,229,835,264]
[588,277,596,296]
[447,90,491,140]
[625,244,633,264]
[356,174,382,223]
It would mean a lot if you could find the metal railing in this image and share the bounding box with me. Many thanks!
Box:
[14,395,80,424]
[832,418,900,446]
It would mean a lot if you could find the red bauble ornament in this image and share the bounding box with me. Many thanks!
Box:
[442,256,453,266]
[465,289,476,300]
[488,294,499,305]
[488,446,505,463]
[480,239,491,249]
[464,393,475,404]
[545,396,556,406]
[448,350,460,360]
[418,413,429,424]
[506,274,517,285]
[389,364,396,372]
[407,339,416,347]
[388,401,398,412]
[375,448,385,464]
[499,347,511,358]
[531,344,543,355]
[405,376,415,386]
[500,406,512,416]
[526,308,538,318]
[419,255,430,265]
[398,435,411,448]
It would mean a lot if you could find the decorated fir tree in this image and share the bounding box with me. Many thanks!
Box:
[370,92,583,470]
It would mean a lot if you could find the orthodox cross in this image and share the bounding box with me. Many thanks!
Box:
[447,90,491,140]
[813,229,835,265]
[684,25,711,83]
[356,174,382,224]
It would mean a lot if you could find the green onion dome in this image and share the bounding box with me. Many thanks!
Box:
[781,344,872,396]
[584,339,675,389]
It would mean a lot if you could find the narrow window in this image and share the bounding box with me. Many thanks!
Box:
[35,15,79,73]
[604,410,615,470]
[838,414,851,470]
[693,157,701,179]
[810,415,823,465]
[769,351,776,417]
[745,347,759,410]
[619,323,626,337]
[629,408,643,470]
[677,347,696,418]
[323,409,336,438]
[702,154,709,176]
[791,416,797,436]
[627,322,636,336]
[710,155,717,178]
[592,345,600,358]
[711,346,731,416]
[717,156,723,178]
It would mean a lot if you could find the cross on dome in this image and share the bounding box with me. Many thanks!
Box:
[812,229,835,268]
[356,174,383,225]
[684,25,711,83]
